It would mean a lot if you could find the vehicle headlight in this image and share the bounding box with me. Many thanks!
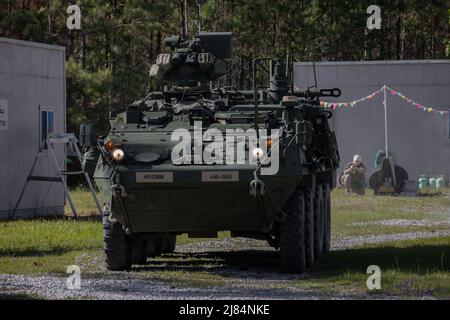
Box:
[252,147,264,160]
[111,148,125,162]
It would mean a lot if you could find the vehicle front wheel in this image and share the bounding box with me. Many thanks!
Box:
[313,184,324,259]
[280,188,306,273]
[303,187,315,268]
[103,208,132,271]
[322,183,331,253]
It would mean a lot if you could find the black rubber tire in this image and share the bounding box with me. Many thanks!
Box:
[313,184,324,259]
[303,188,315,268]
[131,238,147,265]
[280,188,306,273]
[322,183,331,253]
[145,238,163,257]
[103,208,132,271]
[160,235,177,254]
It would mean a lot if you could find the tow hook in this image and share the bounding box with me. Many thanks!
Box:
[110,184,132,235]
[111,184,127,198]
[249,178,266,197]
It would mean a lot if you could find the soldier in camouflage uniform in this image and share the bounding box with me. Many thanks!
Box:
[341,155,366,195]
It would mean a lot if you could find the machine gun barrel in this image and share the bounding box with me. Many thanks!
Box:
[293,88,341,98]
[230,88,341,100]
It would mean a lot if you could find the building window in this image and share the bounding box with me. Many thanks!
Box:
[40,110,54,149]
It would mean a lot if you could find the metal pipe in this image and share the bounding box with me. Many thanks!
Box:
[252,57,275,148]
[252,58,259,144]
[383,85,388,158]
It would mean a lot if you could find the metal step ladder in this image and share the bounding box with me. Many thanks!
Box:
[10,133,102,219]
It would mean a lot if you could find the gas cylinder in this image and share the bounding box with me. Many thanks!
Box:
[429,176,437,192]
[418,175,428,192]
[436,175,445,190]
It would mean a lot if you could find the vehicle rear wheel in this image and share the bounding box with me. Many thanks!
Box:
[160,235,177,254]
[313,184,324,259]
[144,235,177,257]
[103,208,132,271]
[145,238,162,257]
[131,238,147,265]
[303,188,314,268]
[280,188,306,273]
[322,183,331,253]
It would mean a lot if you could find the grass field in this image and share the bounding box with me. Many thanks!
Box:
[63,187,103,216]
[1,187,450,298]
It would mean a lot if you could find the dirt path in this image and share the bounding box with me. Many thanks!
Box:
[0,273,335,300]
[2,238,329,300]
[1,230,448,300]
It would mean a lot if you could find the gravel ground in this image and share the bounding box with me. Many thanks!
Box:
[177,229,450,253]
[0,237,331,300]
[349,219,450,228]
[0,273,330,300]
[332,230,450,250]
[1,229,449,300]
[177,237,271,253]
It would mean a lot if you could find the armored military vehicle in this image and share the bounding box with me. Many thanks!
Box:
[89,32,341,273]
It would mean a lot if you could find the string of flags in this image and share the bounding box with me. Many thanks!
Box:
[320,85,449,117]
[320,87,384,110]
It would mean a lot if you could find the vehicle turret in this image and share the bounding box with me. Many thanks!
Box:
[149,32,232,87]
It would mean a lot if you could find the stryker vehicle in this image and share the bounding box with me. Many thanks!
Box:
[87,32,341,273]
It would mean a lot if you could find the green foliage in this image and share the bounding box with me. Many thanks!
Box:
[446,9,450,57]
[66,59,113,130]
[0,0,448,133]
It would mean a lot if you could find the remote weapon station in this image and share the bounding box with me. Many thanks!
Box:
[86,32,341,273]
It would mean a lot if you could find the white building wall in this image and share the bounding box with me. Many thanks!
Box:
[295,60,450,182]
[0,38,66,219]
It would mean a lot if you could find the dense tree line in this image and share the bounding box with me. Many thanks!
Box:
[0,0,449,134]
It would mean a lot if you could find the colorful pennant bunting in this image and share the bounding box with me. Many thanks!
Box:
[320,85,449,117]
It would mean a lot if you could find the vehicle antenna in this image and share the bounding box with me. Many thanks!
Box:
[312,60,318,89]
[196,0,203,32]
[181,0,188,37]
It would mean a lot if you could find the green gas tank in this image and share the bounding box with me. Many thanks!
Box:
[429,176,437,191]
[418,175,428,192]
[436,176,445,190]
